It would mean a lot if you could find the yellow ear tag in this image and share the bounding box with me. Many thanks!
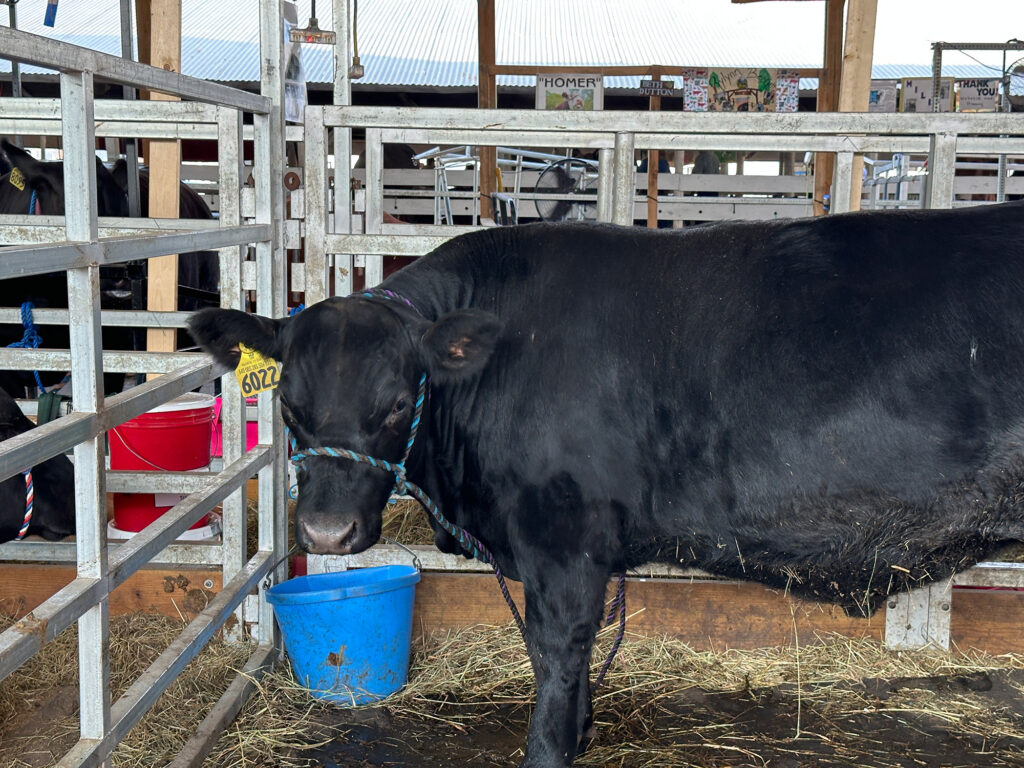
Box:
[235,343,281,395]
[8,168,26,191]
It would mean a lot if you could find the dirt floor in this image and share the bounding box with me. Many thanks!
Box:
[5,611,1024,767]
[297,670,1024,768]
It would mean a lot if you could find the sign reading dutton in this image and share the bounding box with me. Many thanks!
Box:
[536,74,604,110]
[639,79,677,97]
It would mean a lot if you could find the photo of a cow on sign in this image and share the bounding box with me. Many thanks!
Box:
[191,201,1024,768]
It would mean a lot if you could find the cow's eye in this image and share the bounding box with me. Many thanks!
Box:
[385,397,409,430]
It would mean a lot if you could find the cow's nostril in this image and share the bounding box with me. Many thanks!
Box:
[337,521,357,549]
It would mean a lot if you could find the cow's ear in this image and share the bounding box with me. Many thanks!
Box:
[1,139,56,191]
[188,308,284,369]
[421,309,502,380]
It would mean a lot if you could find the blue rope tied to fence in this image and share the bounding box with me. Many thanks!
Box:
[7,302,46,392]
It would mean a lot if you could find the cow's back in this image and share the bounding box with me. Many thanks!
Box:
[389,204,1024,607]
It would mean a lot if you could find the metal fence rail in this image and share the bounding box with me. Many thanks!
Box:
[0,6,287,765]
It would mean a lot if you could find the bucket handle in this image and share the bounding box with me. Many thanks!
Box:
[381,536,423,572]
[263,544,300,590]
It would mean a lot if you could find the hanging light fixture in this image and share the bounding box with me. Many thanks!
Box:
[289,0,336,45]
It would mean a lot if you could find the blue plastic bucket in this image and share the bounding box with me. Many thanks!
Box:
[267,564,420,705]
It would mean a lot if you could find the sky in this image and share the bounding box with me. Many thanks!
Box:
[871,0,1023,71]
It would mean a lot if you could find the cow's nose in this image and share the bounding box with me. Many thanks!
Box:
[296,519,358,554]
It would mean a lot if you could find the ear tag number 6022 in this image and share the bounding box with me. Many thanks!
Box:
[235,343,281,396]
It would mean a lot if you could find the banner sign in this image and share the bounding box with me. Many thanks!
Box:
[868,80,899,113]
[681,68,799,112]
[957,78,1000,112]
[900,78,954,113]
[282,2,307,124]
[535,74,604,110]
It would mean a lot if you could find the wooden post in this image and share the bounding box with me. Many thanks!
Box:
[477,0,497,220]
[145,0,181,357]
[814,0,845,215]
[837,0,878,211]
[646,71,661,229]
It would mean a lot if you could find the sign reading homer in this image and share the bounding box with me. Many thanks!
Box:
[535,74,604,111]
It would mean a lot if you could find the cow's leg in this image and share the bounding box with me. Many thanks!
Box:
[518,559,607,768]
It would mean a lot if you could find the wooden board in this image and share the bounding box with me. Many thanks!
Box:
[410,573,1024,654]
[0,564,222,622]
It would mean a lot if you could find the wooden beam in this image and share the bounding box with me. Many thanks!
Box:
[494,64,823,79]
[410,573,1024,655]
[145,0,181,358]
[0,564,222,621]
[814,0,845,215]
[837,0,878,211]
[647,70,662,229]
[477,0,497,219]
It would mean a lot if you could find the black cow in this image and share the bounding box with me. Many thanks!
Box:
[0,388,75,543]
[190,201,1024,768]
[0,140,219,397]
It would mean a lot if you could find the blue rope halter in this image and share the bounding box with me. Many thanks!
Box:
[289,371,527,633]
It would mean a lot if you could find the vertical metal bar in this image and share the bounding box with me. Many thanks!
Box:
[363,127,384,288]
[119,0,142,217]
[333,0,354,298]
[611,132,635,226]
[61,68,111,745]
[217,106,247,642]
[304,107,328,305]
[830,151,855,213]
[257,0,288,647]
[925,132,957,210]
[596,146,614,223]
[8,3,22,105]
[930,44,942,113]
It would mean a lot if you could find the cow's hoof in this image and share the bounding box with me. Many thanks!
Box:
[577,722,597,755]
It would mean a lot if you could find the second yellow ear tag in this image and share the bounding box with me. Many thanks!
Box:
[9,168,26,191]
[235,343,281,395]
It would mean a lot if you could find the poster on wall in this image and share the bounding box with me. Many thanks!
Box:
[775,70,800,112]
[899,78,954,112]
[535,74,604,110]
[957,78,1000,112]
[681,67,799,112]
[282,2,306,124]
[681,68,709,111]
[868,80,899,113]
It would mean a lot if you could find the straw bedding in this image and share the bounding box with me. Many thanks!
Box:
[2,499,1023,766]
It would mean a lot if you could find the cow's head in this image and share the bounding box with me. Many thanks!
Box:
[0,392,76,543]
[189,298,501,555]
[0,139,128,217]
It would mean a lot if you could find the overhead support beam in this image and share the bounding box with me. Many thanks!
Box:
[837,0,878,212]
[814,0,845,216]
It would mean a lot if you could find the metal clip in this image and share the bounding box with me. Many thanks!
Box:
[381,536,423,572]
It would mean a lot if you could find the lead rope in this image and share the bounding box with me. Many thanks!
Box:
[16,469,33,540]
[7,302,46,392]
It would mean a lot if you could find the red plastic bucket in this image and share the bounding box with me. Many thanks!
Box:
[110,393,216,532]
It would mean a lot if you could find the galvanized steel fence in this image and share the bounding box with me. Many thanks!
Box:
[0,3,288,763]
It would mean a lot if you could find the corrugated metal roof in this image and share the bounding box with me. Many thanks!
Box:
[0,0,1016,89]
